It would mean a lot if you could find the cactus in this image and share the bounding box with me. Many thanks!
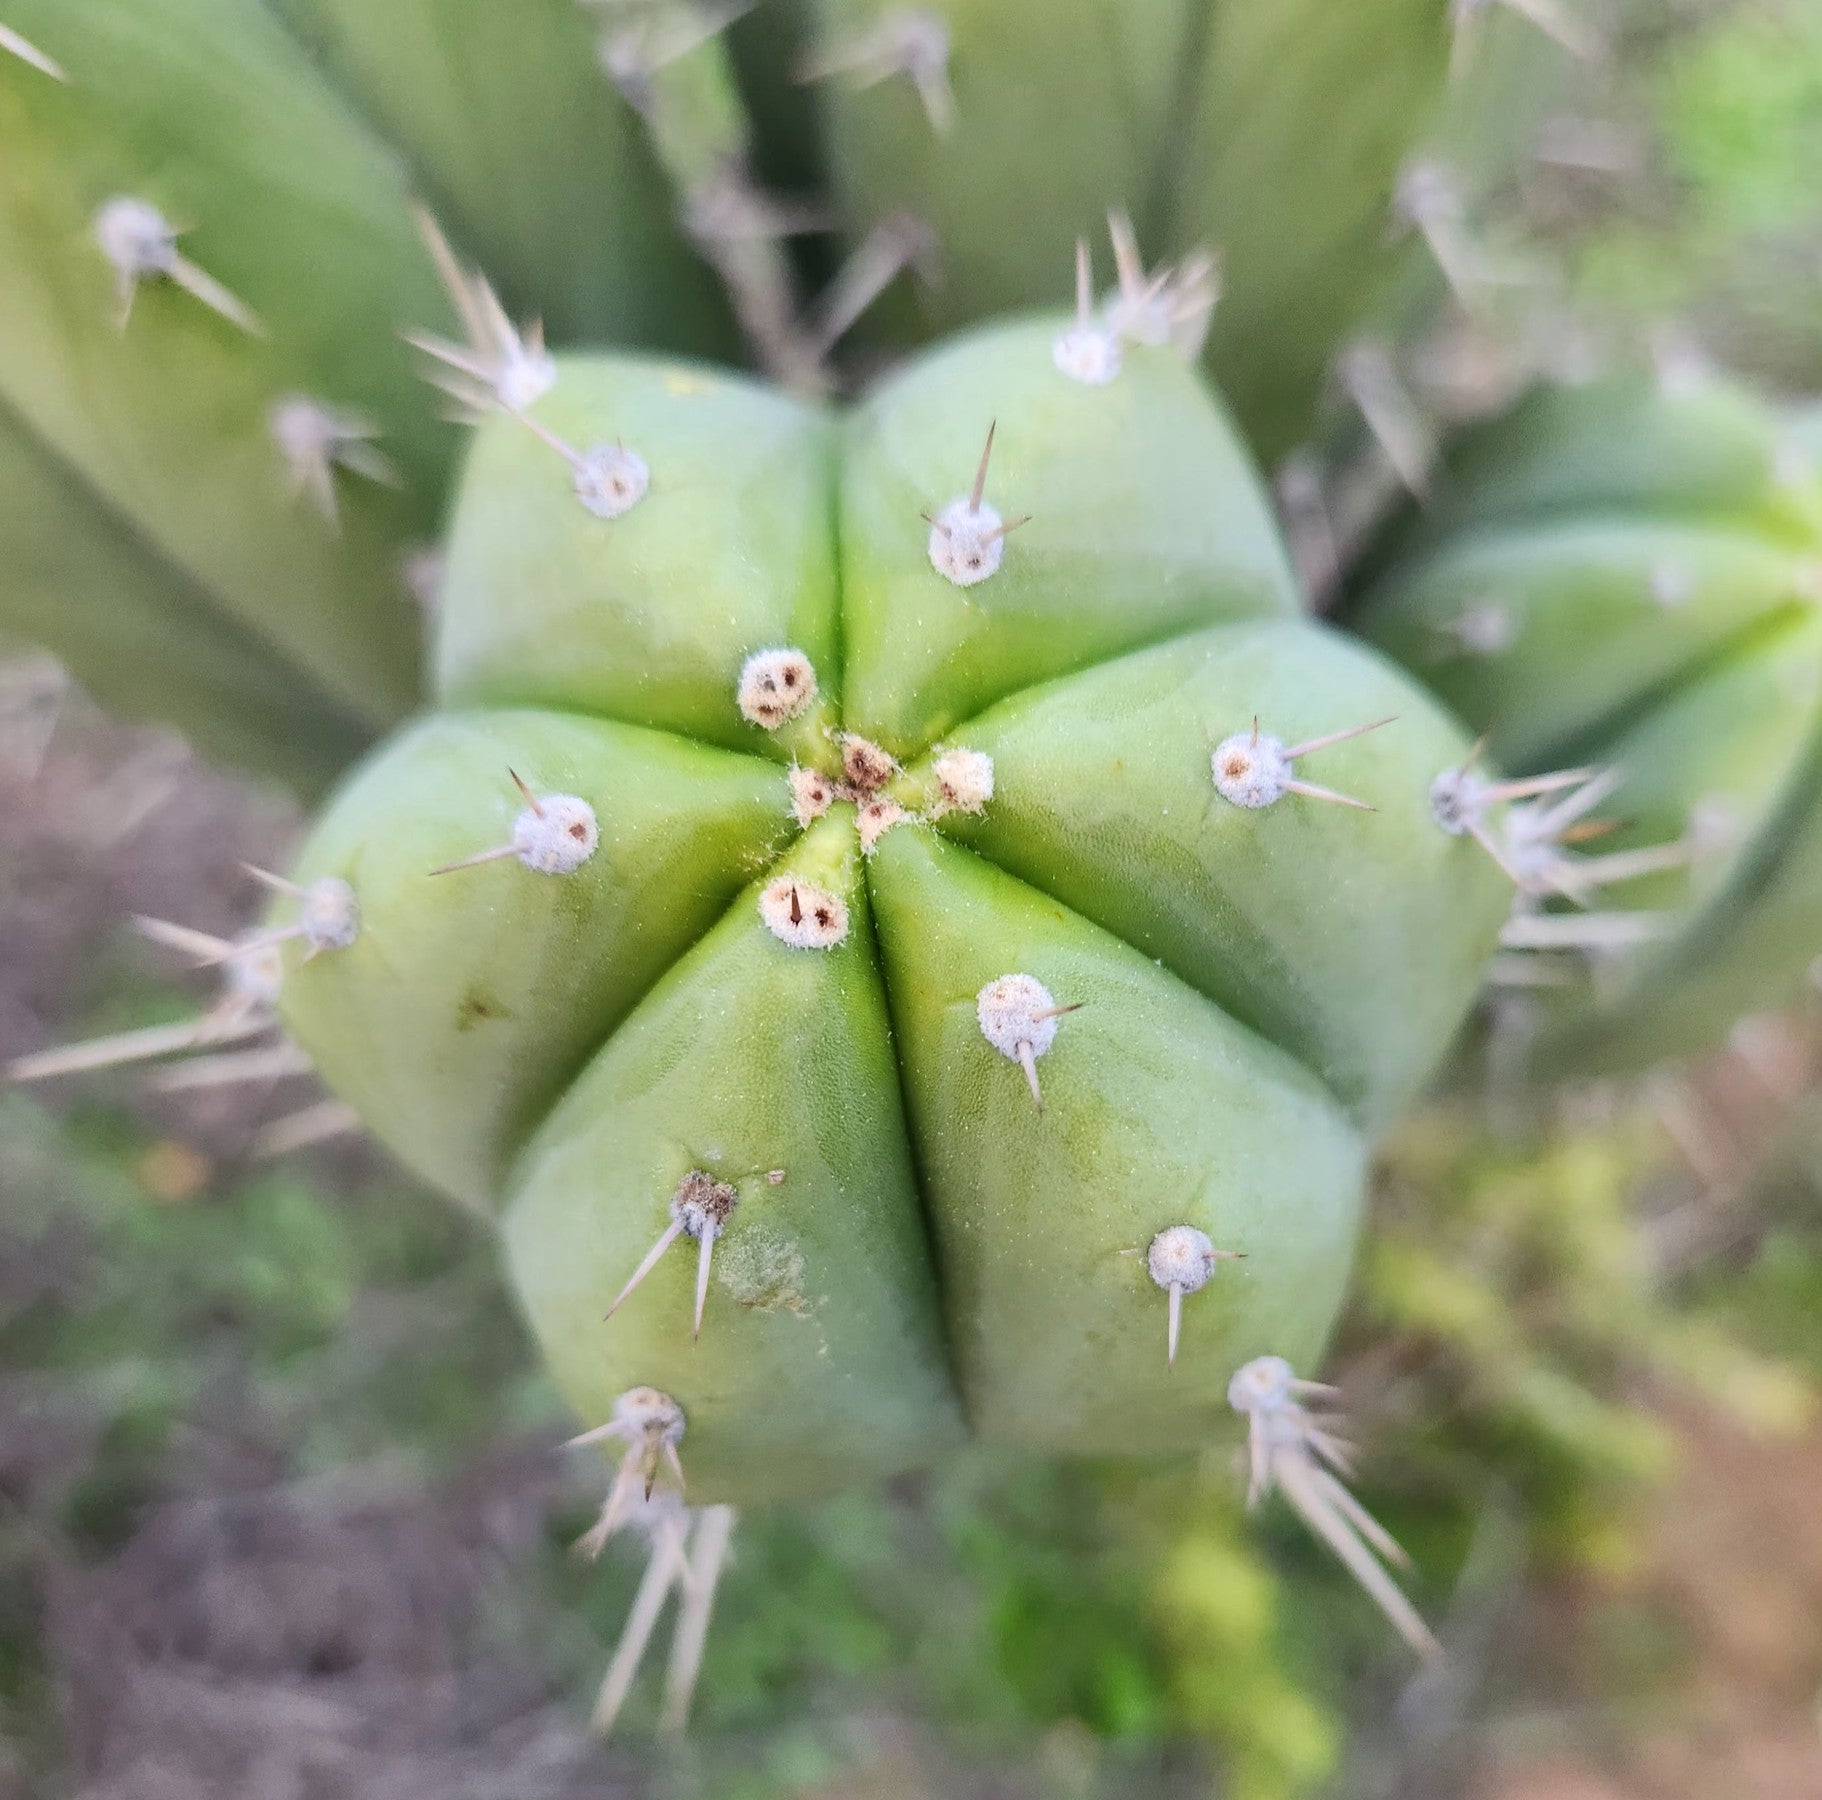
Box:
[0,0,1582,789]
[192,312,1503,1700]
[1351,371,1822,1078]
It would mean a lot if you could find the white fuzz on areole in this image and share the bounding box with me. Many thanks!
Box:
[1146,1225,1219,1295]
[1228,1354,1440,1662]
[932,746,994,815]
[928,495,1007,587]
[1103,211,1220,360]
[92,197,260,335]
[739,649,819,730]
[408,209,555,416]
[1148,1226,1242,1366]
[296,875,361,952]
[759,878,848,949]
[94,196,179,280]
[512,795,599,873]
[839,733,898,793]
[574,443,650,519]
[227,936,286,1009]
[976,973,1079,1108]
[1211,731,1295,808]
[269,396,396,524]
[857,797,907,853]
[1054,238,1121,386]
[789,766,836,826]
[1428,766,1489,836]
[927,421,1025,589]
[1212,716,1391,812]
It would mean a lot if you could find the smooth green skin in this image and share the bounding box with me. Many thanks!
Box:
[0,0,447,730]
[268,0,731,355]
[0,399,369,792]
[838,318,1299,754]
[437,360,840,759]
[923,619,1513,1129]
[276,709,796,1209]
[1353,376,1822,1076]
[283,321,1503,1501]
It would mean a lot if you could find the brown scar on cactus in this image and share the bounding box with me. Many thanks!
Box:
[604,1170,741,1340]
[976,974,1081,1108]
[268,397,399,527]
[92,198,262,336]
[0,23,64,80]
[1053,239,1122,387]
[925,422,1030,588]
[428,770,599,876]
[1143,1226,1244,1367]
[796,8,955,134]
[759,877,848,949]
[405,208,556,416]
[1229,1355,1441,1662]
[1211,715,1394,812]
[738,648,819,730]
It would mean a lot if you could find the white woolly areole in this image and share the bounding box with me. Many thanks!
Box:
[840,734,899,793]
[227,937,285,1009]
[511,795,599,874]
[1227,1354,1297,1416]
[1211,733,1293,808]
[269,396,349,463]
[1428,767,1489,837]
[928,497,1006,587]
[495,341,557,413]
[759,878,848,949]
[975,973,1060,1062]
[789,766,836,827]
[671,1170,738,1237]
[1052,323,1122,386]
[739,648,819,729]
[94,197,177,276]
[857,798,906,853]
[612,1385,686,1447]
[933,746,994,814]
[1444,602,1513,655]
[1146,1226,1217,1294]
[297,876,360,951]
[574,444,649,519]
